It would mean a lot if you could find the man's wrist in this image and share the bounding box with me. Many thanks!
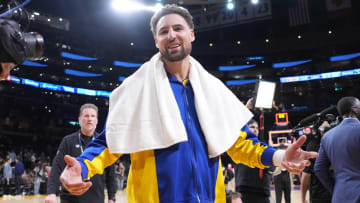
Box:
[273,150,286,166]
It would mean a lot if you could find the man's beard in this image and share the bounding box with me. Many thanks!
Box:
[160,44,192,62]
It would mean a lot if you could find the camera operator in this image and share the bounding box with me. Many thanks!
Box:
[315,96,360,202]
[300,121,332,203]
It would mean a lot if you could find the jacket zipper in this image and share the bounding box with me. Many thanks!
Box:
[183,83,200,203]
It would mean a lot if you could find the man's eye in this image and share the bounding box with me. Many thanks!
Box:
[160,30,168,34]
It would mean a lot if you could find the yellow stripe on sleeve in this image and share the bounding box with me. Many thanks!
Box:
[227,131,268,169]
[83,148,121,179]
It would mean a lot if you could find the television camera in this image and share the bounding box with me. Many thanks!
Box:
[292,106,340,142]
[0,0,44,65]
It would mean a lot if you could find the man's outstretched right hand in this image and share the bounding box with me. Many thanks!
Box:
[60,155,92,195]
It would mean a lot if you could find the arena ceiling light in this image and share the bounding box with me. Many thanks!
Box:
[118,76,127,82]
[61,52,98,61]
[272,59,312,69]
[225,79,257,86]
[112,0,163,12]
[113,60,142,68]
[64,69,103,77]
[22,60,48,67]
[329,52,360,62]
[218,64,256,71]
[227,2,234,10]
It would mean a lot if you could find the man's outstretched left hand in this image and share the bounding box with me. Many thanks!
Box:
[282,135,318,174]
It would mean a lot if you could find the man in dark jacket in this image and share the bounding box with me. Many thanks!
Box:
[315,96,360,202]
[45,103,117,203]
[14,156,25,195]
[300,121,331,203]
[234,119,273,203]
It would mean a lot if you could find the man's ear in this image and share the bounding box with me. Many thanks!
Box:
[154,37,159,48]
[190,30,195,42]
[351,106,360,116]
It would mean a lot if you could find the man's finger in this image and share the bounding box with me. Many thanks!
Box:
[64,155,77,167]
[282,163,302,175]
[282,161,306,175]
[69,189,87,196]
[291,161,306,170]
[67,182,92,195]
[71,184,92,194]
[303,151,319,160]
[282,162,302,170]
[69,181,92,189]
[292,135,307,149]
[63,182,92,192]
[61,181,86,189]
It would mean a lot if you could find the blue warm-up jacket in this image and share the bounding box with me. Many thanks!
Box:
[77,75,276,203]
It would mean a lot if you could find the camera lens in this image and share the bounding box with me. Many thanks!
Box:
[22,32,44,61]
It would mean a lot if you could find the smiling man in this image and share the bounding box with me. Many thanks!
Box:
[59,4,318,203]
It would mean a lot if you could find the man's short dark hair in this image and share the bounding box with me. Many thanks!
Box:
[79,103,98,116]
[247,119,258,125]
[337,96,359,117]
[150,4,194,36]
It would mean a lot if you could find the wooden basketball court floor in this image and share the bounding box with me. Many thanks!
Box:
[0,187,308,202]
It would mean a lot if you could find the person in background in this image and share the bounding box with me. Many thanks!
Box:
[235,119,274,203]
[273,145,291,203]
[14,155,25,195]
[33,160,42,195]
[300,121,332,203]
[315,96,360,202]
[3,157,12,195]
[115,161,125,190]
[8,149,16,165]
[45,103,117,203]
[39,162,50,195]
[224,163,235,193]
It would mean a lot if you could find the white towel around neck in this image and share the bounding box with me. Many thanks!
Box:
[106,53,253,158]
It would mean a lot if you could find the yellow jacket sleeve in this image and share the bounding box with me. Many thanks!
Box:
[227,124,276,169]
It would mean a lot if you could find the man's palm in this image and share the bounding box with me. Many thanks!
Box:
[282,136,318,174]
[60,155,92,195]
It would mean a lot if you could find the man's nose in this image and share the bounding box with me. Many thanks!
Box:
[168,28,176,40]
